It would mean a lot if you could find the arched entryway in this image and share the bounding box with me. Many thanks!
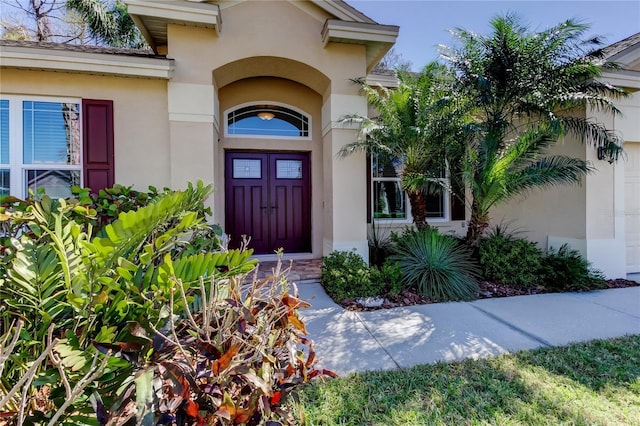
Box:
[213,62,326,256]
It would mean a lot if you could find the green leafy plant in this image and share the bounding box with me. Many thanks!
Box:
[442,15,626,244]
[370,259,404,296]
[540,244,606,291]
[0,181,235,423]
[478,227,545,288]
[368,222,393,268]
[321,251,386,303]
[389,228,480,301]
[0,256,334,425]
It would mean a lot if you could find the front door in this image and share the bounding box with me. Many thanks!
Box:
[225,151,311,254]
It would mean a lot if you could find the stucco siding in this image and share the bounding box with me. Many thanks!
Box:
[0,68,170,190]
[491,131,588,247]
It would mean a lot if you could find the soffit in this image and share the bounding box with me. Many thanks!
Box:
[322,19,399,73]
[126,0,221,50]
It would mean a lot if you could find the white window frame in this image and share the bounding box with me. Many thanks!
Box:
[224,101,312,141]
[1,95,83,198]
[371,156,450,224]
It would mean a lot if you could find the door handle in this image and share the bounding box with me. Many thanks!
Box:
[260,204,277,214]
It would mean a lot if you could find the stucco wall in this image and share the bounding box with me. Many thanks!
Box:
[491,131,588,248]
[0,68,170,190]
[159,0,371,258]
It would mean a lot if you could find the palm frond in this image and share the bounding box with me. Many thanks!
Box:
[504,155,591,200]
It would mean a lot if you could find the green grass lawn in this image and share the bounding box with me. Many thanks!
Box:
[295,335,640,425]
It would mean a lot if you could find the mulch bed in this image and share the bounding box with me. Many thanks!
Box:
[340,278,640,311]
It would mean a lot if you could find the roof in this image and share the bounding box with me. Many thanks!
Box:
[323,0,377,24]
[599,32,640,60]
[0,39,174,79]
[0,39,163,58]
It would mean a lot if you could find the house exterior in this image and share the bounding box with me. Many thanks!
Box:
[0,1,638,277]
[491,33,640,278]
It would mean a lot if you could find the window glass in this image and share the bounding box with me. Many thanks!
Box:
[373,181,406,219]
[276,160,302,179]
[372,156,403,178]
[371,154,448,221]
[26,169,80,199]
[425,188,446,218]
[23,101,81,165]
[1,100,8,165]
[232,159,261,179]
[228,105,309,137]
[0,169,9,196]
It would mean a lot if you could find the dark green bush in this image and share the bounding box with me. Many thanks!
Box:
[389,228,480,302]
[478,231,544,288]
[321,250,387,302]
[371,259,405,295]
[540,244,606,291]
[368,222,393,268]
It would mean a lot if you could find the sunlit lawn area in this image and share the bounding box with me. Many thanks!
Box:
[296,335,640,425]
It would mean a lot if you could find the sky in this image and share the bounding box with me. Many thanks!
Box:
[348,0,640,70]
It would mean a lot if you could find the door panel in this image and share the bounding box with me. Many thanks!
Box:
[270,153,310,253]
[225,153,269,253]
[225,151,311,254]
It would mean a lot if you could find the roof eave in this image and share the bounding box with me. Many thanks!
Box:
[126,0,221,52]
[321,19,399,73]
[0,44,174,79]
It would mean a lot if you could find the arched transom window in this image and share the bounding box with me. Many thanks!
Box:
[226,104,309,138]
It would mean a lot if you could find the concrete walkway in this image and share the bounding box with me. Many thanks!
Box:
[296,283,640,375]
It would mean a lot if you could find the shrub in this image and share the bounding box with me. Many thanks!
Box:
[0,182,331,425]
[368,259,405,296]
[368,222,393,268]
[389,228,480,302]
[540,244,606,291]
[478,229,544,288]
[321,250,386,302]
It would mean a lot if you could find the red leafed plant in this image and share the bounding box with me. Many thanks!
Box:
[97,256,337,426]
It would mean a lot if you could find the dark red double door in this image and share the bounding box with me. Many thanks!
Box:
[225,151,311,254]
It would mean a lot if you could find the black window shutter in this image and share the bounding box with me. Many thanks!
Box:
[450,166,465,221]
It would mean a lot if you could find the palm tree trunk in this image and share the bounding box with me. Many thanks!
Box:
[408,190,429,230]
[466,200,490,245]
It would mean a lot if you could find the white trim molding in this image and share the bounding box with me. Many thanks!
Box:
[0,43,174,79]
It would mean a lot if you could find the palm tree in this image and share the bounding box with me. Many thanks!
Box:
[440,14,627,244]
[339,63,467,230]
[66,0,145,48]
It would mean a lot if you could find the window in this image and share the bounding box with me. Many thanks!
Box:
[226,103,310,138]
[1,100,9,195]
[371,156,407,220]
[1,97,82,198]
[371,155,449,222]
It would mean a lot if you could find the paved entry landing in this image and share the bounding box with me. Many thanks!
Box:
[251,258,322,283]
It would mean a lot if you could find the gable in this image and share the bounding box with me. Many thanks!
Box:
[601,32,640,67]
[125,0,398,72]
[599,32,640,91]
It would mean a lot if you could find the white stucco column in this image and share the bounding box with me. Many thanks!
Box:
[321,94,369,261]
[583,105,627,278]
[167,82,218,204]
